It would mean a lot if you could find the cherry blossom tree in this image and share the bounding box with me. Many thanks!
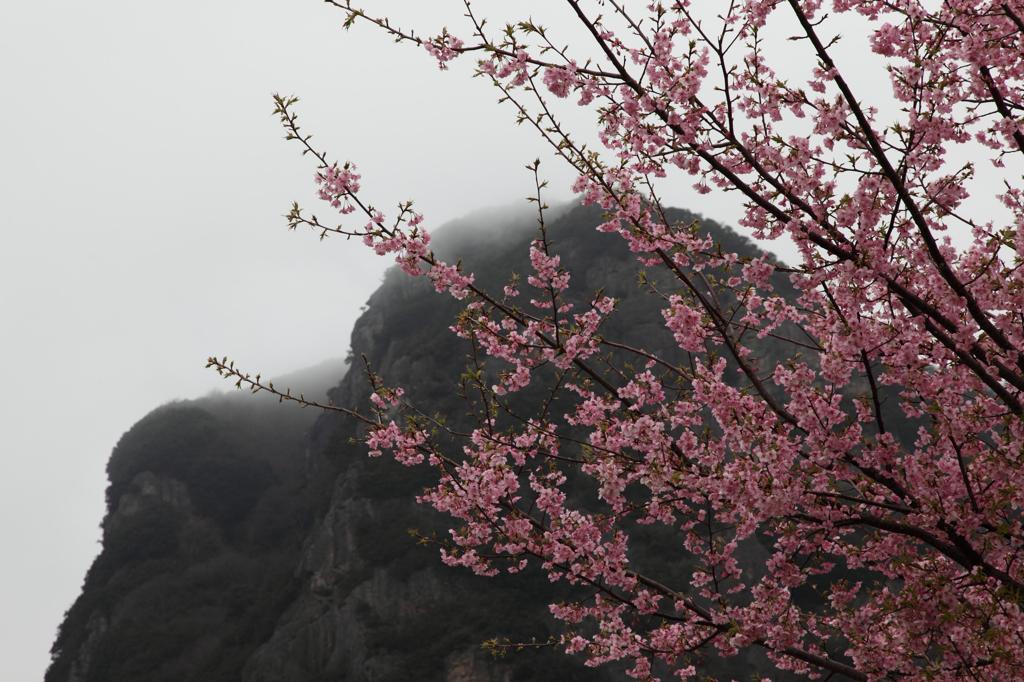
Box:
[211,1,1024,679]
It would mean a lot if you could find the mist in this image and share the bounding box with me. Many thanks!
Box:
[0,2,586,678]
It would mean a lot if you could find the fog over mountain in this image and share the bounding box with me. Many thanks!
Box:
[47,202,811,681]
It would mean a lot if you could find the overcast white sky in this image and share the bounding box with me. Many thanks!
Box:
[2,2,1007,680]
[0,2,569,678]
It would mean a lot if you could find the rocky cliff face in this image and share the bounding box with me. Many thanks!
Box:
[49,204,797,681]
[46,361,342,682]
[235,206,621,682]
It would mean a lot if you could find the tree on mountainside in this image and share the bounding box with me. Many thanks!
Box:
[212,2,1024,679]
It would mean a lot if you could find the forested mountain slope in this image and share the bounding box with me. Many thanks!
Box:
[50,204,888,681]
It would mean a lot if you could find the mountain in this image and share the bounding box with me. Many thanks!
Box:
[47,203,816,681]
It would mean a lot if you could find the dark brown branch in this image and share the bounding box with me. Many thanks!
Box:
[861,350,887,435]
[979,65,1024,155]
[821,513,1024,598]
[786,0,1019,362]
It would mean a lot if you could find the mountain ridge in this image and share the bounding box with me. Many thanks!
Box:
[48,202,794,681]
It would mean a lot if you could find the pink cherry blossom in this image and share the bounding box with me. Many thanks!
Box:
[268,1,1024,679]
